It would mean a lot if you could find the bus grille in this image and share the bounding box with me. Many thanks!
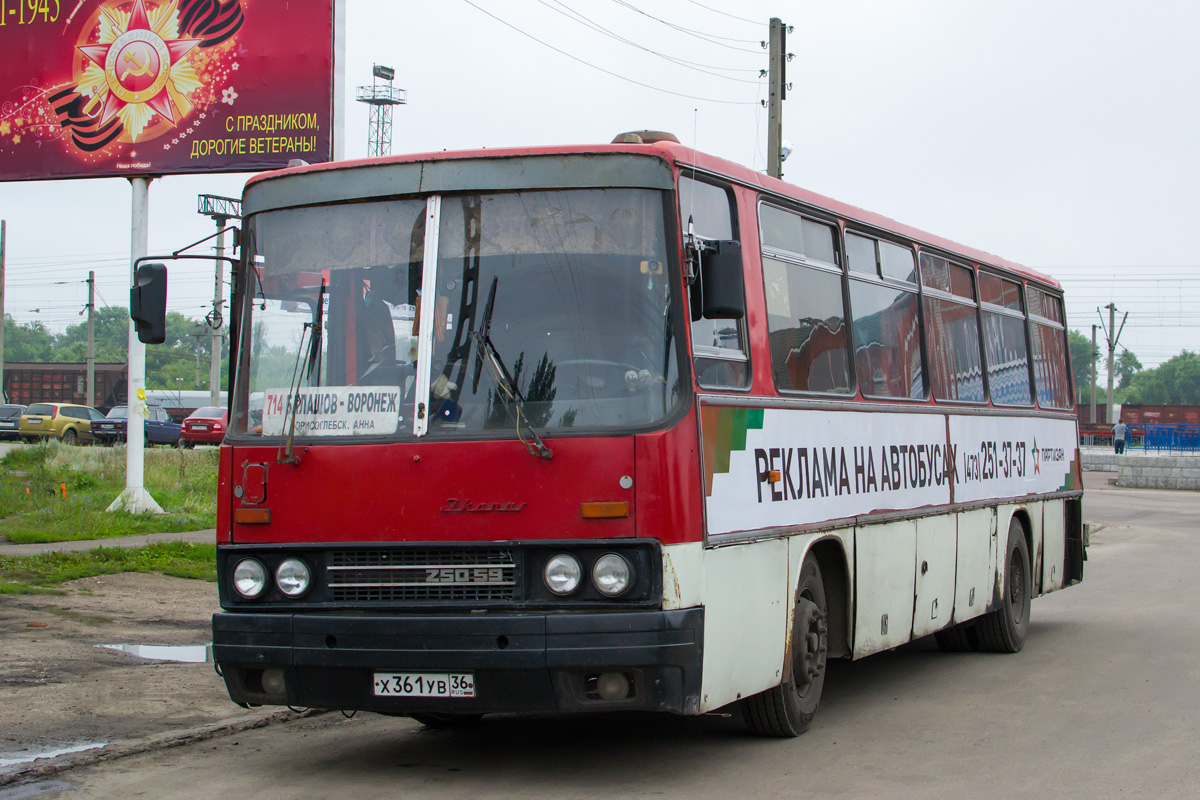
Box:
[326,548,518,603]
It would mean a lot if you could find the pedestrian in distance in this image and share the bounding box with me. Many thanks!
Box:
[1113,420,1127,454]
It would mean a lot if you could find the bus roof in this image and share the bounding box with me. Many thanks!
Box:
[246,139,1059,290]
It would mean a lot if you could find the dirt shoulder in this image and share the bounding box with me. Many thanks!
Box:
[0,573,267,778]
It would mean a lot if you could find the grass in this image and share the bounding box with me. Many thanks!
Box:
[0,542,217,594]
[0,441,218,544]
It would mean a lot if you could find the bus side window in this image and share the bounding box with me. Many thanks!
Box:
[979,272,1034,406]
[760,204,853,394]
[1027,286,1072,409]
[846,233,925,400]
[679,176,750,389]
[920,253,986,403]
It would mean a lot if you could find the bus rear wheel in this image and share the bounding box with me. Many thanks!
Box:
[743,555,828,737]
[976,517,1031,653]
[935,621,978,652]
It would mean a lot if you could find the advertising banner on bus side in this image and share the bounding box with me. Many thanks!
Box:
[0,0,339,181]
[701,406,1079,536]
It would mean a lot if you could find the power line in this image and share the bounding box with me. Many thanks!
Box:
[461,0,758,105]
[608,0,764,50]
[681,0,760,26]
[536,0,763,82]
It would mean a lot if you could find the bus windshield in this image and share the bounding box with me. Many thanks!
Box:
[236,188,683,441]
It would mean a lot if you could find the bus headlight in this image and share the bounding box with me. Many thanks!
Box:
[233,559,267,599]
[275,558,311,597]
[543,553,582,595]
[592,553,632,596]
[274,561,312,597]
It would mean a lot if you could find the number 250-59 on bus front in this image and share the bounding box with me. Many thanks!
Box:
[373,672,476,698]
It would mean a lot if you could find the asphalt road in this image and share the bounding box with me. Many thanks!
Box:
[8,472,1200,799]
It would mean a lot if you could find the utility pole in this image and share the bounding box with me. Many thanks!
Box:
[197,195,241,407]
[1101,303,1129,425]
[0,220,5,403]
[87,271,95,408]
[190,324,207,389]
[765,18,788,179]
[210,225,225,407]
[1090,324,1097,425]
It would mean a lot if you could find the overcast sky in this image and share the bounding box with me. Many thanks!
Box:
[1,0,1197,375]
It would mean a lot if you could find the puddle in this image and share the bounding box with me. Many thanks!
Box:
[97,643,212,663]
[0,742,107,769]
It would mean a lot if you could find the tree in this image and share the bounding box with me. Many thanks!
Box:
[53,307,130,363]
[2,309,226,395]
[1067,329,1098,403]
[1125,351,1200,405]
[3,315,55,361]
[1116,349,1142,390]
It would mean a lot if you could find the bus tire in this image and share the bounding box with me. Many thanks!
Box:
[934,622,978,652]
[409,713,483,729]
[976,517,1031,653]
[743,555,828,737]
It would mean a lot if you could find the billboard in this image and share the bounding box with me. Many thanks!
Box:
[0,0,341,181]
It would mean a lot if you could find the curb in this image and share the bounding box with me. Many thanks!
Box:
[0,708,322,787]
[0,529,216,557]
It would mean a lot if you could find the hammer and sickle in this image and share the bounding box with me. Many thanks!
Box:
[120,48,152,81]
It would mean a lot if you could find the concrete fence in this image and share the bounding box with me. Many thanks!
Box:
[1118,456,1200,490]
[1080,450,1200,490]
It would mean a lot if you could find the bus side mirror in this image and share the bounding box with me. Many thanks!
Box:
[700,240,745,319]
[130,262,168,344]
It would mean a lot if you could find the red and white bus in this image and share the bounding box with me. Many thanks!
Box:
[208,132,1085,736]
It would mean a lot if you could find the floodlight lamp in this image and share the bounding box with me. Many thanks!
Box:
[373,65,395,81]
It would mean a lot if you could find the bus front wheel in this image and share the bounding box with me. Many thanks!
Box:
[976,517,1031,653]
[743,555,829,737]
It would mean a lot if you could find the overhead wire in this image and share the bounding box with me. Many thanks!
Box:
[460,0,758,105]
[681,0,760,27]
[608,0,764,50]
[537,0,763,82]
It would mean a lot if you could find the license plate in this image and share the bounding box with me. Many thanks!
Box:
[29,419,42,425]
[193,425,208,431]
[373,672,475,698]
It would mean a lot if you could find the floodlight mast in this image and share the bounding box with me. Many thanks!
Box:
[356,63,406,157]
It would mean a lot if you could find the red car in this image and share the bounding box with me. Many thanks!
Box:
[180,406,227,447]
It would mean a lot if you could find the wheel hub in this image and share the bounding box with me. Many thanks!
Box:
[793,597,828,694]
[1009,553,1026,620]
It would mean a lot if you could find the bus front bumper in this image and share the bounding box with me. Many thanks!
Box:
[212,608,703,715]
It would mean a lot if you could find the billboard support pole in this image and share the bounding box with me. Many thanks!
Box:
[109,176,162,515]
[1,219,6,403]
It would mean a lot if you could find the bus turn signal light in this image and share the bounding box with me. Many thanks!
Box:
[768,470,782,483]
[580,501,629,519]
[234,508,272,525]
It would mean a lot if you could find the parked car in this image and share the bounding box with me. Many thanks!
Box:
[92,404,182,446]
[19,402,104,444]
[180,406,227,447]
[0,404,26,440]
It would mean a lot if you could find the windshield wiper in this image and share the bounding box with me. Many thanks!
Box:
[279,282,326,465]
[471,277,553,460]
